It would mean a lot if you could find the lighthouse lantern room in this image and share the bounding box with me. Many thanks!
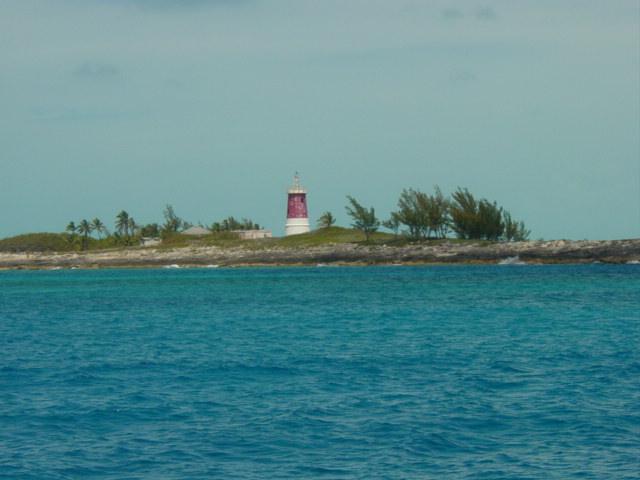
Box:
[285,173,310,236]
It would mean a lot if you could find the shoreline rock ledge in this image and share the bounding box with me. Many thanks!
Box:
[1,239,639,269]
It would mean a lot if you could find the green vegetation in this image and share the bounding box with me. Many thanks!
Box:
[382,215,400,235]
[503,211,531,242]
[381,186,529,242]
[162,205,190,236]
[3,204,265,253]
[0,233,120,253]
[274,226,393,247]
[158,231,241,249]
[92,218,108,239]
[0,186,531,253]
[150,226,397,251]
[390,187,449,239]
[140,223,160,238]
[77,219,93,250]
[449,188,529,241]
[65,217,113,250]
[0,233,75,253]
[317,211,336,229]
[345,196,380,242]
[211,216,260,232]
[115,210,134,245]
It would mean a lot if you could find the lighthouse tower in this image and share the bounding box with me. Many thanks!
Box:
[285,173,310,236]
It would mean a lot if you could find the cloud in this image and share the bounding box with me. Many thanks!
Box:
[441,7,464,20]
[442,6,498,22]
[475,6,497,21]
[449,69,477,83]
[73,62,120,79]
[30,106,127,122]
[97,0,252,10]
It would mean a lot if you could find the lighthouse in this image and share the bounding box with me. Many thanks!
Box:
[285,173,310,236]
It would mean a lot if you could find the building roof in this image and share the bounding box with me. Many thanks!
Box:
[287,173,307,194]
[182,226,211,236]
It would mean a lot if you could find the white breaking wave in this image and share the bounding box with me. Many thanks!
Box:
[498,256,527,266]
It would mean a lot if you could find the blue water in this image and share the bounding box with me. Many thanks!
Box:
[1,265,639,479]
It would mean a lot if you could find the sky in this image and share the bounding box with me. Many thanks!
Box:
[0,0,638,240]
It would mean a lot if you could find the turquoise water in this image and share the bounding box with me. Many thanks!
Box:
[1,265,639,479]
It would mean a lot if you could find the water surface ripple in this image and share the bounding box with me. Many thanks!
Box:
[1,265,639,479]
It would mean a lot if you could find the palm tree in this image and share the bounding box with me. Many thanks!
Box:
[91,218,107,239]
[127,217,138,239]
[116,210,130,243]
[65,221,78,245]
[317,211,336,229]
[77,219,93,251]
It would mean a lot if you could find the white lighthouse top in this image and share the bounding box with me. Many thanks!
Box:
[288,172,307,194]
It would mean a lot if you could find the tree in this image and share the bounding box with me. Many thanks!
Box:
[128,217,138,238]
[116,211,130,238]
[393,189,427,239]
[140,223,160,238]
[65,221,78,245]
[427,186,450,239]
[449,188,480,239]
[503,211,530,242]
[317,211,336,229]
[241,218,259,230]
[391,187,450,239]
[211,217,261,232]
[77,219,93,250]
[345,196,379,241]
[91,218,107,239]
[115,211,140,245]
[162,204,184,234]
[477,199,504,241]
[382,213,400,235]
[514,221,530,242]
[450,188,506,240]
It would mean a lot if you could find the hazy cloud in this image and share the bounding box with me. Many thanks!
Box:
[449,69,477,83]
[441,7,464,20]
[442,6,497,22]
[74,62,120,79]
[475,6,497,21]
[97,0,252,11]
[30,106,126,122]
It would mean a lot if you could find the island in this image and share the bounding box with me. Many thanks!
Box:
[1,227,638,270]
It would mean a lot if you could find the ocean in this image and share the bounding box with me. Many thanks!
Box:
[1,265,638,479]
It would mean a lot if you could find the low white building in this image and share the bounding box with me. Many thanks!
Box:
[140,237,161,247]
[234,230,272,240]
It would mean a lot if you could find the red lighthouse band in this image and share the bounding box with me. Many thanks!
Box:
[285,173,311,236]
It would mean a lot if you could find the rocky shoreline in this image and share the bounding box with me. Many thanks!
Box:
[1,239,639,270]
